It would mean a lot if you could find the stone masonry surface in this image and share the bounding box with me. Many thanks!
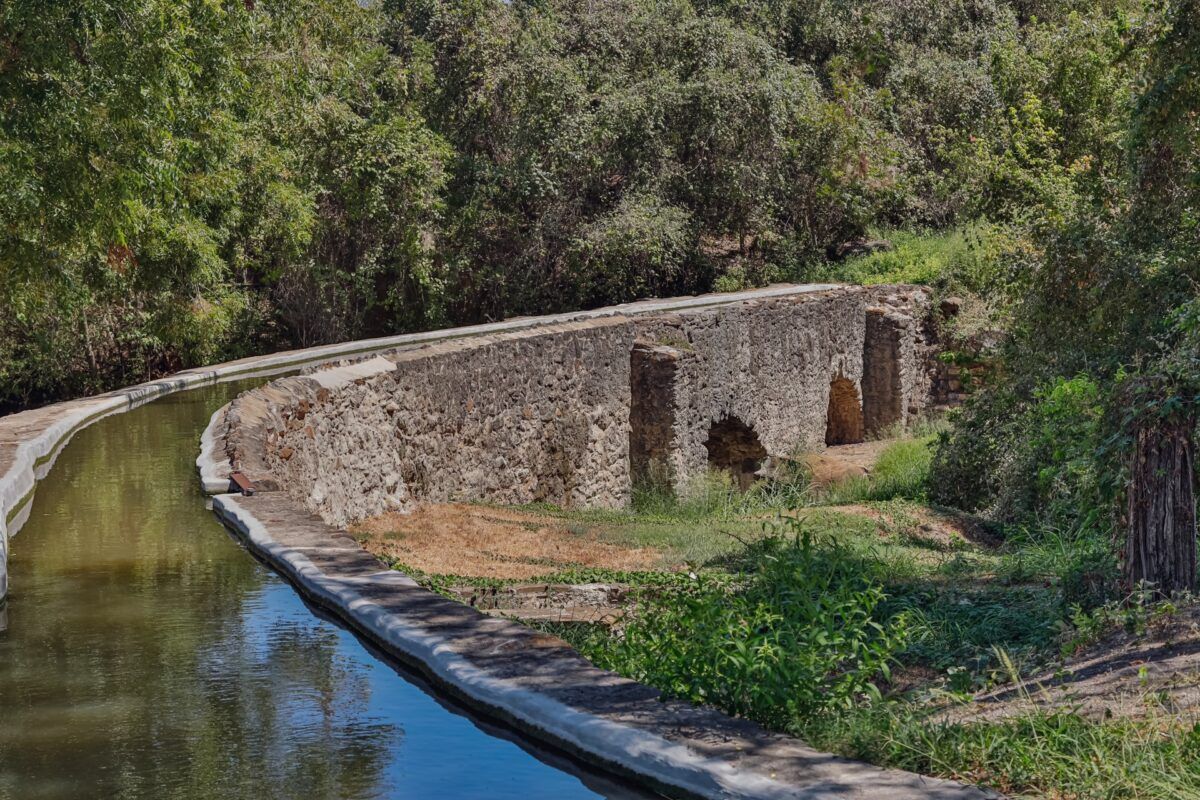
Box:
[218,285,937,525]
[240,318,640,526]
[631,290,869,494]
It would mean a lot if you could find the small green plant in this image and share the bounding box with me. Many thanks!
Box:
[1062,587,1191,657]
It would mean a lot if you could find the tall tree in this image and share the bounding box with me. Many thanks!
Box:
[1125,384,1198,595]
[1121,0,1200,595]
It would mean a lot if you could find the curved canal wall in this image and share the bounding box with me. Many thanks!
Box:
[210,490,992,800]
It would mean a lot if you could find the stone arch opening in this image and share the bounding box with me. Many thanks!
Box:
[826,377,865,446]
[704,416,768,491]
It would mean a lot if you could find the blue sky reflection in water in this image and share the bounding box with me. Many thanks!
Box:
[0,382,649,800]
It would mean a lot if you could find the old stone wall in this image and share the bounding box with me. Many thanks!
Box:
[862,286,935,433]
[227,319,637,527]
[630,290,869,493]
[215,285,941,529]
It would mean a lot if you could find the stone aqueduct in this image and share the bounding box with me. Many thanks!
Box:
[214,284,938,528]
[0,283,941,605]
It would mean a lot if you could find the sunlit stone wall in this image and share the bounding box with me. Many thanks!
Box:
[218,287,937,528]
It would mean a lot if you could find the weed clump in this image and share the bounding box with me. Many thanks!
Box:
[588,517,910,724]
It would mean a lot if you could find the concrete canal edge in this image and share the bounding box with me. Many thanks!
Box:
[0,282,842,604]
[211,492,997,800]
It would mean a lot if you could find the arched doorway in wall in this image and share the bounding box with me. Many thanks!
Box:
[825,377,865,446]
[704,416,768,491]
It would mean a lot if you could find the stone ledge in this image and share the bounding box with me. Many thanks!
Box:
[212,491,997,800]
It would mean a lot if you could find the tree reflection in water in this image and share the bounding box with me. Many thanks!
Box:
[0,383,621,800]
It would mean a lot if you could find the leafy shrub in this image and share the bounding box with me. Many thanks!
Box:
[567,193,693,306]
[932,376,1105,527]
[815,224,998,289]
[591,518,910,725]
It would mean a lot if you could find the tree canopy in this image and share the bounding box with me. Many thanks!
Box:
[0,0,1193,442]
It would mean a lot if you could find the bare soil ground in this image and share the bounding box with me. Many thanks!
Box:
[949,606,1200,723]
[351,503,663,579]
[800,440,893,485]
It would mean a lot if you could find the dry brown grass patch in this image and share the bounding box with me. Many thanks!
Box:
[352,503,662,579]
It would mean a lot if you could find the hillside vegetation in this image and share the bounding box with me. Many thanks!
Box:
[0,0,1185,410]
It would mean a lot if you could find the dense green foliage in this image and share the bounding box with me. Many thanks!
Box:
[928,0,1200,604]
[589,520,909,722]
[0,0,447,409]
[2,0,1181,414]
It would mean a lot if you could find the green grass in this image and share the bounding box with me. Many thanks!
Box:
[508,498,780,567]
[815,437,936,505]
[802,704,1200,799]
[812,223,1002,289]
[400,430,1173,797]
[537,516,1185,798]
[435,434,1039,606]
[530,499,1068,693]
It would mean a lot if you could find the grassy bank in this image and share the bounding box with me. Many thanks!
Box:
[373,435,1198,798]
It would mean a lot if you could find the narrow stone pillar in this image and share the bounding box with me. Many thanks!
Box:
[862,306,913,435]
[629,342,681,489]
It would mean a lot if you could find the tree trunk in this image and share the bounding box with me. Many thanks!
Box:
[1126,413,1198,596]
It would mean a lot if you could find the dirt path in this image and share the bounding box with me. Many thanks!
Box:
[351,503,662,579]
[799,440,894,485]
[948,606,1200,723]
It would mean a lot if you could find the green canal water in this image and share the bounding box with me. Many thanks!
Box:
[0,382,651,800]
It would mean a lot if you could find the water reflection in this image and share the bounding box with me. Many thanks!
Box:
[0,384,645,800]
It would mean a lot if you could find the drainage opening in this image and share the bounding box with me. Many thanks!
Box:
[825,377,865,446]
[704,416,768,491]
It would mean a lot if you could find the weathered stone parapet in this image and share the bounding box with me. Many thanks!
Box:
[252,318,640,527]
[215,287,905,526]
